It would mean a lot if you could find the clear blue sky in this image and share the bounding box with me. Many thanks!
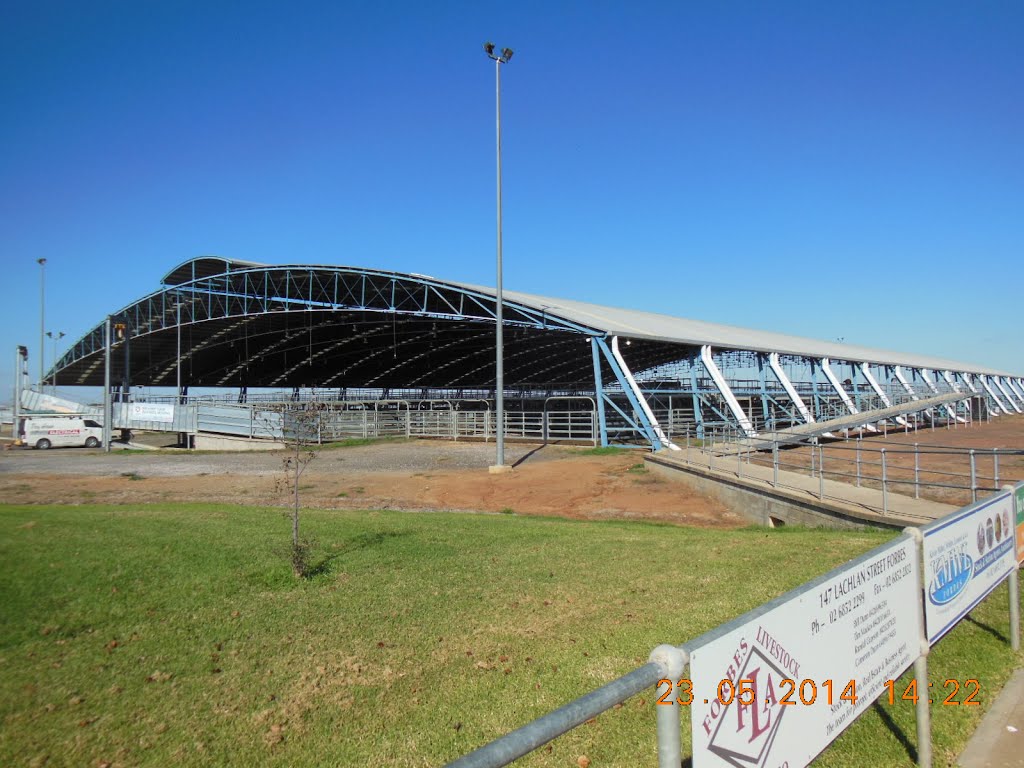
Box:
[2,0,1022,402]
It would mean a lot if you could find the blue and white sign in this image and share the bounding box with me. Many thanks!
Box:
[922,490,1017,644]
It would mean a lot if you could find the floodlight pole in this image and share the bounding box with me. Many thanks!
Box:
[37,258,46,387]
[13,346,27,443]
[103,316,112,452]
[46,331,64,391]
[485,42,513,471]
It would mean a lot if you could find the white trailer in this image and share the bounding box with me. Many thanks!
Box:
[21,415,104,449]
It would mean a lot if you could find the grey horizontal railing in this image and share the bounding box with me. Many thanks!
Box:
[446,661,668,768]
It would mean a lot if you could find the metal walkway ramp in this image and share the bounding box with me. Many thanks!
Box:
[747,391,968,449]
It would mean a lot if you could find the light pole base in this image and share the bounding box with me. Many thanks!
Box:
[488,464,513,474]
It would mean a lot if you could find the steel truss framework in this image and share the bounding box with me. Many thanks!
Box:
[47,257,1024,450]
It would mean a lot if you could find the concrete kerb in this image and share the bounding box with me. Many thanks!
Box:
[957,666,1024,768]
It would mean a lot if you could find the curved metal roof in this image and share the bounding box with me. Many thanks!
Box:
[50,257,1013,391]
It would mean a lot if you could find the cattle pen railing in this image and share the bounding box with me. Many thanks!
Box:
[446,485,1024,768]
[674,424,1024,513]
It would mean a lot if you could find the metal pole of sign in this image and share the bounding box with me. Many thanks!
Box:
[103,317,112,452]
[1002,486,1020,652]
[993,449,1000,490]
[904,526,933,768]
[650,645,687,768]
[1009,566,1021,653]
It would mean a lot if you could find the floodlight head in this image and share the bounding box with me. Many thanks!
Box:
[484,42,495,56]
[501,47,513,61]
[37,257,46,266]
[18,345,28,358]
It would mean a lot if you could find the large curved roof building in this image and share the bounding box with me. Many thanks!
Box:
[45,256,1024,449]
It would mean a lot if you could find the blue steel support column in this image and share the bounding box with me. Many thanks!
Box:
[689,354,705,440]
[894,365,919,401]
[611,336,677,449]
[919,368,960,420]
[1004,377,1024,407]
[978,374,1009,415]
[592,337,661,450]
[698,345,757,437]
[995,376,1023,412]
[768,353,815,425]
[757,354,771,429]
[811,358,824,420]
[851,361,863,413]
[590,338,609,447]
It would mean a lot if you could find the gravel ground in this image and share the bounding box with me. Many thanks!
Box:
[0,438,572,478]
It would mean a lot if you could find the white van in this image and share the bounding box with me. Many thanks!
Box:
[22,415,104,449]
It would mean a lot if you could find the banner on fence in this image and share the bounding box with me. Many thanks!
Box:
[688,535,919,768]
[1014,484,1024,565]
[923,490,1017,643]
[128,403,175,423]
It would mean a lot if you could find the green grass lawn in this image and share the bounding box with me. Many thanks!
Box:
[0,504,1019,767]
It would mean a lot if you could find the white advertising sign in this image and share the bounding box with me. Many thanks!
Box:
[129,403,175,423]
[689,536,920,768]
[922,491,1016,644]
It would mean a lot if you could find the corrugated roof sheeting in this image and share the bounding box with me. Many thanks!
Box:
[451,283,1011,377]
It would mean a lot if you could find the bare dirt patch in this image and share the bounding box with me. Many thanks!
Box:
[0,441,742,528]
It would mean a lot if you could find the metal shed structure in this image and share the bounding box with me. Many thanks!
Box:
[41,256,1024,449]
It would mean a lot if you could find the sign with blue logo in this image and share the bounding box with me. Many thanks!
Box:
[922,490,1016,644]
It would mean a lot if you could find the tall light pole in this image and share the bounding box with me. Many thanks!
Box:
[485,41,513,471]
[37,258,46,387]
[46,331,65,391]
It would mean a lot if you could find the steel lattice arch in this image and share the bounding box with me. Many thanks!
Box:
[46,256,1024,449]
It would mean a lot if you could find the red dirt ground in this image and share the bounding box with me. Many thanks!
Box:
[0,444,745,529]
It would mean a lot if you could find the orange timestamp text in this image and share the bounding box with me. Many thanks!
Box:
[656,678,859,707]
[883,678,980,706]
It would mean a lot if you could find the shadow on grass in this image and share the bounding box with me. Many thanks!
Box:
[964,614,1009,644]
[872,699,917,763]
[304,530,408,579]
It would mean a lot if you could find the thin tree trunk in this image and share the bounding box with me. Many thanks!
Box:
[293,462,300,548]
